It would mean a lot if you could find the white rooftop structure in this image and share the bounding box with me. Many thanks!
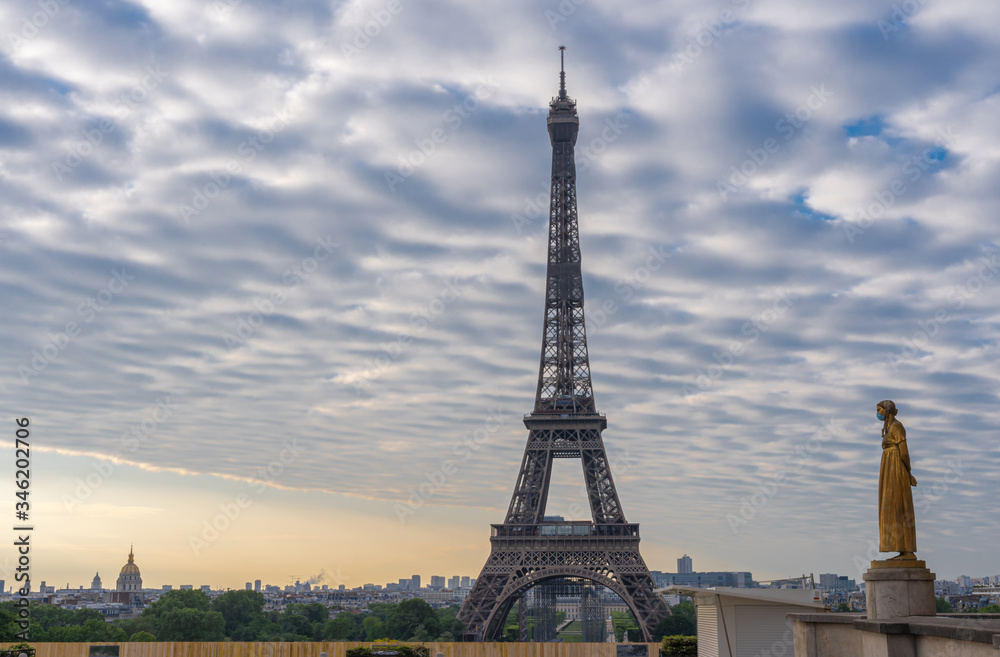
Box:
[659,586,827,657]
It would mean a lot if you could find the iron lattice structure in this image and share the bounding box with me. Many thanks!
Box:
[518,578,607,642]
[459,50,667,642]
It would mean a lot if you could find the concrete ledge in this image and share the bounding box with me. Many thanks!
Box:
[851,616,1000,646]
[787,613,859,624]
[864,567,935,581]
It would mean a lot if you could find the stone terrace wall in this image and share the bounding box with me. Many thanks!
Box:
[790,613,1000,657]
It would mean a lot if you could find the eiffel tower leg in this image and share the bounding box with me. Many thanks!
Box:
[461,569,511,641]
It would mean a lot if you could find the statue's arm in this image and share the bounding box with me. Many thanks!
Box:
[895,423,917,485]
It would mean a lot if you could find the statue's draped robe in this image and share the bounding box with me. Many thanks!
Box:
[878,420,917,553]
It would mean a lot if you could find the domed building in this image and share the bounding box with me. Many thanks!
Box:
[91,572,102,590]
[116,545,142,591]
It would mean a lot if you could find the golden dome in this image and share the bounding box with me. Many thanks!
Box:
[119,545,141,577]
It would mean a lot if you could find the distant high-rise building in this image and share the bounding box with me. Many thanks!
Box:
[663,571,753,588]
[819,573,856,591]
[461,576,471,588]
[448,576,460,590]
[678,555,693,574]
[430,576,445,590]
[200,585,211,592]
[162,585,172,591]
[339,584,346,591]
[180,585,193,590]
[245,582,252,590]
[254,580,262,592]
[411,575,421,590]
[399,578,410,589]
[0,579,5,594]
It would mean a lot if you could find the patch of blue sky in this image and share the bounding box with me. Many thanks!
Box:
[789,191,836,222]
[843,115,884,138]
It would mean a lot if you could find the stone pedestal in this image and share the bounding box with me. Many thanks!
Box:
[864,563,935,620]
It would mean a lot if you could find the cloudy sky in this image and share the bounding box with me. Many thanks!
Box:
[2,0,999,593]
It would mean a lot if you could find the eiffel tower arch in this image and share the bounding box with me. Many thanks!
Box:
[458,48,667,642]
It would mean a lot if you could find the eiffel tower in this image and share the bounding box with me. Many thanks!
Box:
[458,48,667,642]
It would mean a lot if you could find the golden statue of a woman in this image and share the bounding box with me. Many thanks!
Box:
[877,400,918,558]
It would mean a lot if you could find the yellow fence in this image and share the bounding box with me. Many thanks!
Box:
[3,643,660,657]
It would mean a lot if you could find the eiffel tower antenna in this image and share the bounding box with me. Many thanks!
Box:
[559,45,567,99]
[458,47,667,642]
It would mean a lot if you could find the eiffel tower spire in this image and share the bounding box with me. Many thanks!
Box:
[534,45,595,416]
[459,49,667,642]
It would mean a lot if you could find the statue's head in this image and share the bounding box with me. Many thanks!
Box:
[876,400,897,421]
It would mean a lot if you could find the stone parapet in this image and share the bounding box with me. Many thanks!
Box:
[790,613,1000,657]
[865,566,936,619]
[856,615,1000,645]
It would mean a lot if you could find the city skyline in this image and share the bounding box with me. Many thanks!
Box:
[2,1,999,592]
[15,544,999,594]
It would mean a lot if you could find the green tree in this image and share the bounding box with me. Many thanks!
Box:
[18,604,74,631]
[366,603,396,624]
[143,589,212,620]
[363,615,385,640]
[278,607,317,640]
[292,603,330,624]
[408,624,431,641]
[274,602,328,639]
[435,606,465,641]
[935,597,953,613]
[653,602,696,640]
[231,614,282,641]
[157,608,225,641]
[976,604,1000,613]
[83,618,128,641]
[44,618,127,642]
[323,612,362,640]
[835,602,852,612]
[386,599,439,640]
[0,604,23,641]
[128,631,157,641]
[5,604,120,642]
[212,589,266,636]
[114,615,158,639]
[19,604,105,633]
